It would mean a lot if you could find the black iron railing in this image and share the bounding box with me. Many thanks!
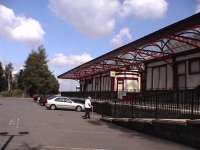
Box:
[61,89,200,119]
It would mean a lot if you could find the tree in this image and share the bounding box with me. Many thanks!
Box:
[5,63,13,92]
[16,69,25,90]
[23,46,59,96]
[0,62,7,91]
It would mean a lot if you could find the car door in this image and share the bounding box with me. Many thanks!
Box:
[54,97,66,109]
[64,98,76,110]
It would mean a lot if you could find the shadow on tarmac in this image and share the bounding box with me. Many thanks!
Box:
[0,131,29,150]
[87,119,103,126]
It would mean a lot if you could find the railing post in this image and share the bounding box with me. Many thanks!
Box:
[101,101,104,118]
[191,90,194,120]
[114,100,117,118]
[109,92,111,102]
[131,96,134,118]
[198,89,200,119]
[176,90,180,118]
[155,92,158,119]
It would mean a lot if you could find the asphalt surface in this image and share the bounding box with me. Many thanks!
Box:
[0,98,196,150]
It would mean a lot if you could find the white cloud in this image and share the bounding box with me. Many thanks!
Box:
[48,52,92,91]
[196,0,200,13]
[49,0,120,37]
[111,27,133,47]
[49,0,168,38]
[50,52,93,67]
[12,65,24,75]
[0,4,45,46]
[120,0,168,19]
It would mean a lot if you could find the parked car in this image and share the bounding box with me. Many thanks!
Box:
[45,96,84,111]
[39,95,54,106]
[32,95,39,102]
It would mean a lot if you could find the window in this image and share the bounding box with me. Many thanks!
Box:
[151,65,167,90]
[87,79,92,84]
[177,62,186,75]
[55,98,65,102]
[146,68,152,89]
[159,66,167,89]
[178,75,186,89]
[189,59,200,74]
[152,67,159,89]
[65,99,72,103]
[95,77,100,91]
[177,62,186,89]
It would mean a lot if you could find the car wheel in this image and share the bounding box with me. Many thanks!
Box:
[50,105,56,110]
[76,106,82,112]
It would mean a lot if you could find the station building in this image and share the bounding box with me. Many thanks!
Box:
[58,13,200,96]
[78,70,141,92]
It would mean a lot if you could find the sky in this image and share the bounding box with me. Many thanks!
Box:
[0,0,199,91]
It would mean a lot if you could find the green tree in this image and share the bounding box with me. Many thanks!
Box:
[16,69,25,90]
[0,62,7,91]
[23,46,59,96]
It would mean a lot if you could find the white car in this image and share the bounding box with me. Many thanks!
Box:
[45,96,84,111]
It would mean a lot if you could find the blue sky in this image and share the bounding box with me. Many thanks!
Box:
[0,0,199,90]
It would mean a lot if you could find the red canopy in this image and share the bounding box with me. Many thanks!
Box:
[58,13,200,80]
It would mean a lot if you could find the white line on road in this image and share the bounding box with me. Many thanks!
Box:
[16,118,20,128]
[61,129,115,135]
[9,144,109,150]
[71,148,108,150]
[8,119,15,126]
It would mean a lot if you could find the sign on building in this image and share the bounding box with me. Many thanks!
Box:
[110,71,116,77]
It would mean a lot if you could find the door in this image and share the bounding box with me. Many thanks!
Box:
[117,79,124,91]
[54,98,66,109]
[63,98,75,109]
